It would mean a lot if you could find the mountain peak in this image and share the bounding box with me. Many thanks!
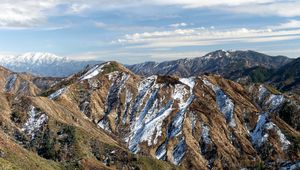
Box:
[19,52,68,63]
[0,52,103,77]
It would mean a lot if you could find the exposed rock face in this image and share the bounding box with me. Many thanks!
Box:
[0,61,299,169]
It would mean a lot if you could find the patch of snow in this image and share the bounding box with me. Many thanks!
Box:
[201,124,212,145]
[189,112,197,130]
[108,71,119,80]
[48,87,66,100]
[130,75,157,122]
[97,119,111,132]
[80,62,110,80]
[172,137,186,165]
[179,77,195,90]
[280,161,300,170]
[172,84,189,102]
[266,94,284,111]
[203,78,236,127]
[264,122,291,150]
[156,142,167,160]
[128,87,160,152]
[22,106,48,139]
[105,72,129,116]
[169,94,194,138]
[250,112,290,150]
[122,89,132,125]
[251,112,269,147]
[258,85,268,101]
[169,77,195,138]
[4,74,17,92]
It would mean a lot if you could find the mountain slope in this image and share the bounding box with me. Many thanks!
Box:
[270,57,300,94]
[127,50,291,80]
[0,53,103,77]
[0,65,178,170]
[44,61,299,169]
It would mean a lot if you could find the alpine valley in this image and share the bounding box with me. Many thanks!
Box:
[0,50,299,170]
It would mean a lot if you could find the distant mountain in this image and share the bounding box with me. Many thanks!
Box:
[127,50,292,80]
[269,57,300,94]
[0,52,103,77]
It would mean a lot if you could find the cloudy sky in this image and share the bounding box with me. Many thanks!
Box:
[1,0,300,63]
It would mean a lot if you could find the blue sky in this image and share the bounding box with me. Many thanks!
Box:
[1,0,300,64]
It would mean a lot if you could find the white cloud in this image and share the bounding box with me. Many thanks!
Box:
[0,1,59,28]
[115,20,300,49]
[70,3,90,13]
[94,22,108,28]
[1,0,300,29]
[271,20,300,30]
[170,22,188,28]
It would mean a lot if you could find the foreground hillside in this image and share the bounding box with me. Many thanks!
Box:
[0,66,177,170]
[0,62,299,169]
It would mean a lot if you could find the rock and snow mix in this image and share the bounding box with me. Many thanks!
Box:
[97,72,130,132]
[4,74,17,92]
[266,94,284,111]
[172,137,186,165]
[250,112,269,147]
[251,112,290,150]
[130,75,157,122]
[22,106,48,139]
[128,87,159,152]
[48,87,66,100]
[169,78,195,137]
[264,122,291,150]
[129,99,174,152]
[127,76,195,162]
[98,119,111,132]
[201,124,212,145]
[156,142,167,160]
[80,62,110,80]
[280,161,300,170]
[203,78,236,128]
[258,85,268,101]
[257,85,285,112]
[122,89,132,124]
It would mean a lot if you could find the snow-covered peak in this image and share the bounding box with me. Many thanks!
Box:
[0,52,103,77]
[18,52,67,64]
[202,50,234,60]
[0,52,68,65]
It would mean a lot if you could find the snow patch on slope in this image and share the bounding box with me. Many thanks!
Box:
[80,62,110,80]
[48,87,66,100]
[258,85,268,101]
[264,122,291,150]
[4,74,17,92]
[250,112,269,147]
[172,137,186,165]
[22,106,48,139]
[203,78,236,128]
[169,77,195,137]
[251,112,290,150]
[266,94,284,111]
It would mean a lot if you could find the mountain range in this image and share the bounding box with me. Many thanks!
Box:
[0,52,299,169]
[0,53,102,77]
[128,50,300,94]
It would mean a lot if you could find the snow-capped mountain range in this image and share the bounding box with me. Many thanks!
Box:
[0,52,102,77]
